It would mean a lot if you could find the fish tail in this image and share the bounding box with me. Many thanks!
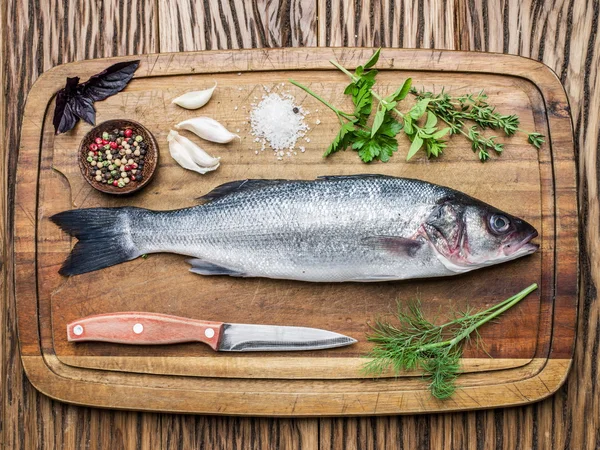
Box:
[50,207,143,276]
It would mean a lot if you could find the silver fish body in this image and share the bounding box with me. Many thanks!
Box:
[52,175,539,281]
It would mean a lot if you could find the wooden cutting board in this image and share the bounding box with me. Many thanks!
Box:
[14,48,577,416]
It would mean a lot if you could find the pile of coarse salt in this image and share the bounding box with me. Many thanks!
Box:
[250,92,309,159]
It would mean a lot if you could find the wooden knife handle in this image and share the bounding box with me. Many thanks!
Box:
[67,312,224,350]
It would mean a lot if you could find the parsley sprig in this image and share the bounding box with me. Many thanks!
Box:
[290,49,544,163]
[363,283,538,399]
[291,50,407,162]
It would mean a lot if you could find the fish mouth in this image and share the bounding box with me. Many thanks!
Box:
[504,230,539,257]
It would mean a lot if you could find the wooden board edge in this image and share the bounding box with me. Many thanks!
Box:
[56,355,535,379]
[13,50,578,414]
[21,355,572,416]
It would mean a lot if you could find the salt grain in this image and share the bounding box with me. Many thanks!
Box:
[234,106,238,110]
[250,93,309,154]
[315,119,321,125]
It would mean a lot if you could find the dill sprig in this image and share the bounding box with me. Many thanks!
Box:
[363,283,538,399]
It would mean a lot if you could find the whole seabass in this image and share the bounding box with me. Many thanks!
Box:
[51,175,539,281]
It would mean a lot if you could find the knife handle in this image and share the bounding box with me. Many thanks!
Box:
[67,312,224,350]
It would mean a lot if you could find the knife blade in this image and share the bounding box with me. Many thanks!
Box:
[67,312,357,352]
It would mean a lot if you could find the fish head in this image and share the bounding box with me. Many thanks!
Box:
[423,197,538,272]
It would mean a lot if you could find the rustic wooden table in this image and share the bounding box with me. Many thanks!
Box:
[1,1,598,448]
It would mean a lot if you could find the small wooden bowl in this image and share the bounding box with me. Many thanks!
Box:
[78,119,158,195]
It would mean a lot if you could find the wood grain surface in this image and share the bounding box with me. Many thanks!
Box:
[1,0,597,449]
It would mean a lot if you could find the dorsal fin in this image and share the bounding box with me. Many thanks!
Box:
[316,174,392,181]
[197,179,288,203]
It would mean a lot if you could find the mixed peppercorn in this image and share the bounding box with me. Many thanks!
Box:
[85,127,148,188]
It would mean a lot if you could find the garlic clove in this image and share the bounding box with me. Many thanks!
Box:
[167,130,219,174]
[171,130,221,167]
[172,82,217,109]
[175,117,239,144]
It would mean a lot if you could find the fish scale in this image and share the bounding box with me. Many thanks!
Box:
[131,177,449,281]
[51,175,539,280]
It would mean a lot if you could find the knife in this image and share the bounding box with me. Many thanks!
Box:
[67,312,357,352]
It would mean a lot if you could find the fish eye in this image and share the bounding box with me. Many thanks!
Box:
[489,214,510,234]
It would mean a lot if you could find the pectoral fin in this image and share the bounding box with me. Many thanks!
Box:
[362,236,425,257]
[187,259,247,277]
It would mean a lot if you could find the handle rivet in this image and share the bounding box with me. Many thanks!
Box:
[133,323,144,334]
[73,325,83,336]
[204,328,215,338]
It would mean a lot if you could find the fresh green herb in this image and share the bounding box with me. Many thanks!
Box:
[363,283,538,399]
[410,88,544,161]
[527,132,545,149]
[290,49,544,163]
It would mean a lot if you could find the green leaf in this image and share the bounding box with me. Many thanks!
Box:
[371,106,386,137]
[383,100,397,111]
[379,116,402,137]
[403,116,414,134]
[425,111,437,128]
[361,70,378,81]
[358,147,374,162]
[355,65,364,76]
[324,122,355,157]
[432,127,451,139]
[376,135,398,162]
[364,48,381,69]
[527,132,545,149]
[409,98,431,119]
[406,136,423,160]
[352,81,375,121]
[389,78,412,102]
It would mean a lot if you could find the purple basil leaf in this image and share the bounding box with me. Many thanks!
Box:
[53,77,81,134]
[54,101,79,134]
[52,61,140,134]
[81,60,140,101]
[70,95,96,125]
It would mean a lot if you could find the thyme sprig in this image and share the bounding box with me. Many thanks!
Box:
[290,48,545,163]
[410,88,545,160]
[363,283,538,399]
